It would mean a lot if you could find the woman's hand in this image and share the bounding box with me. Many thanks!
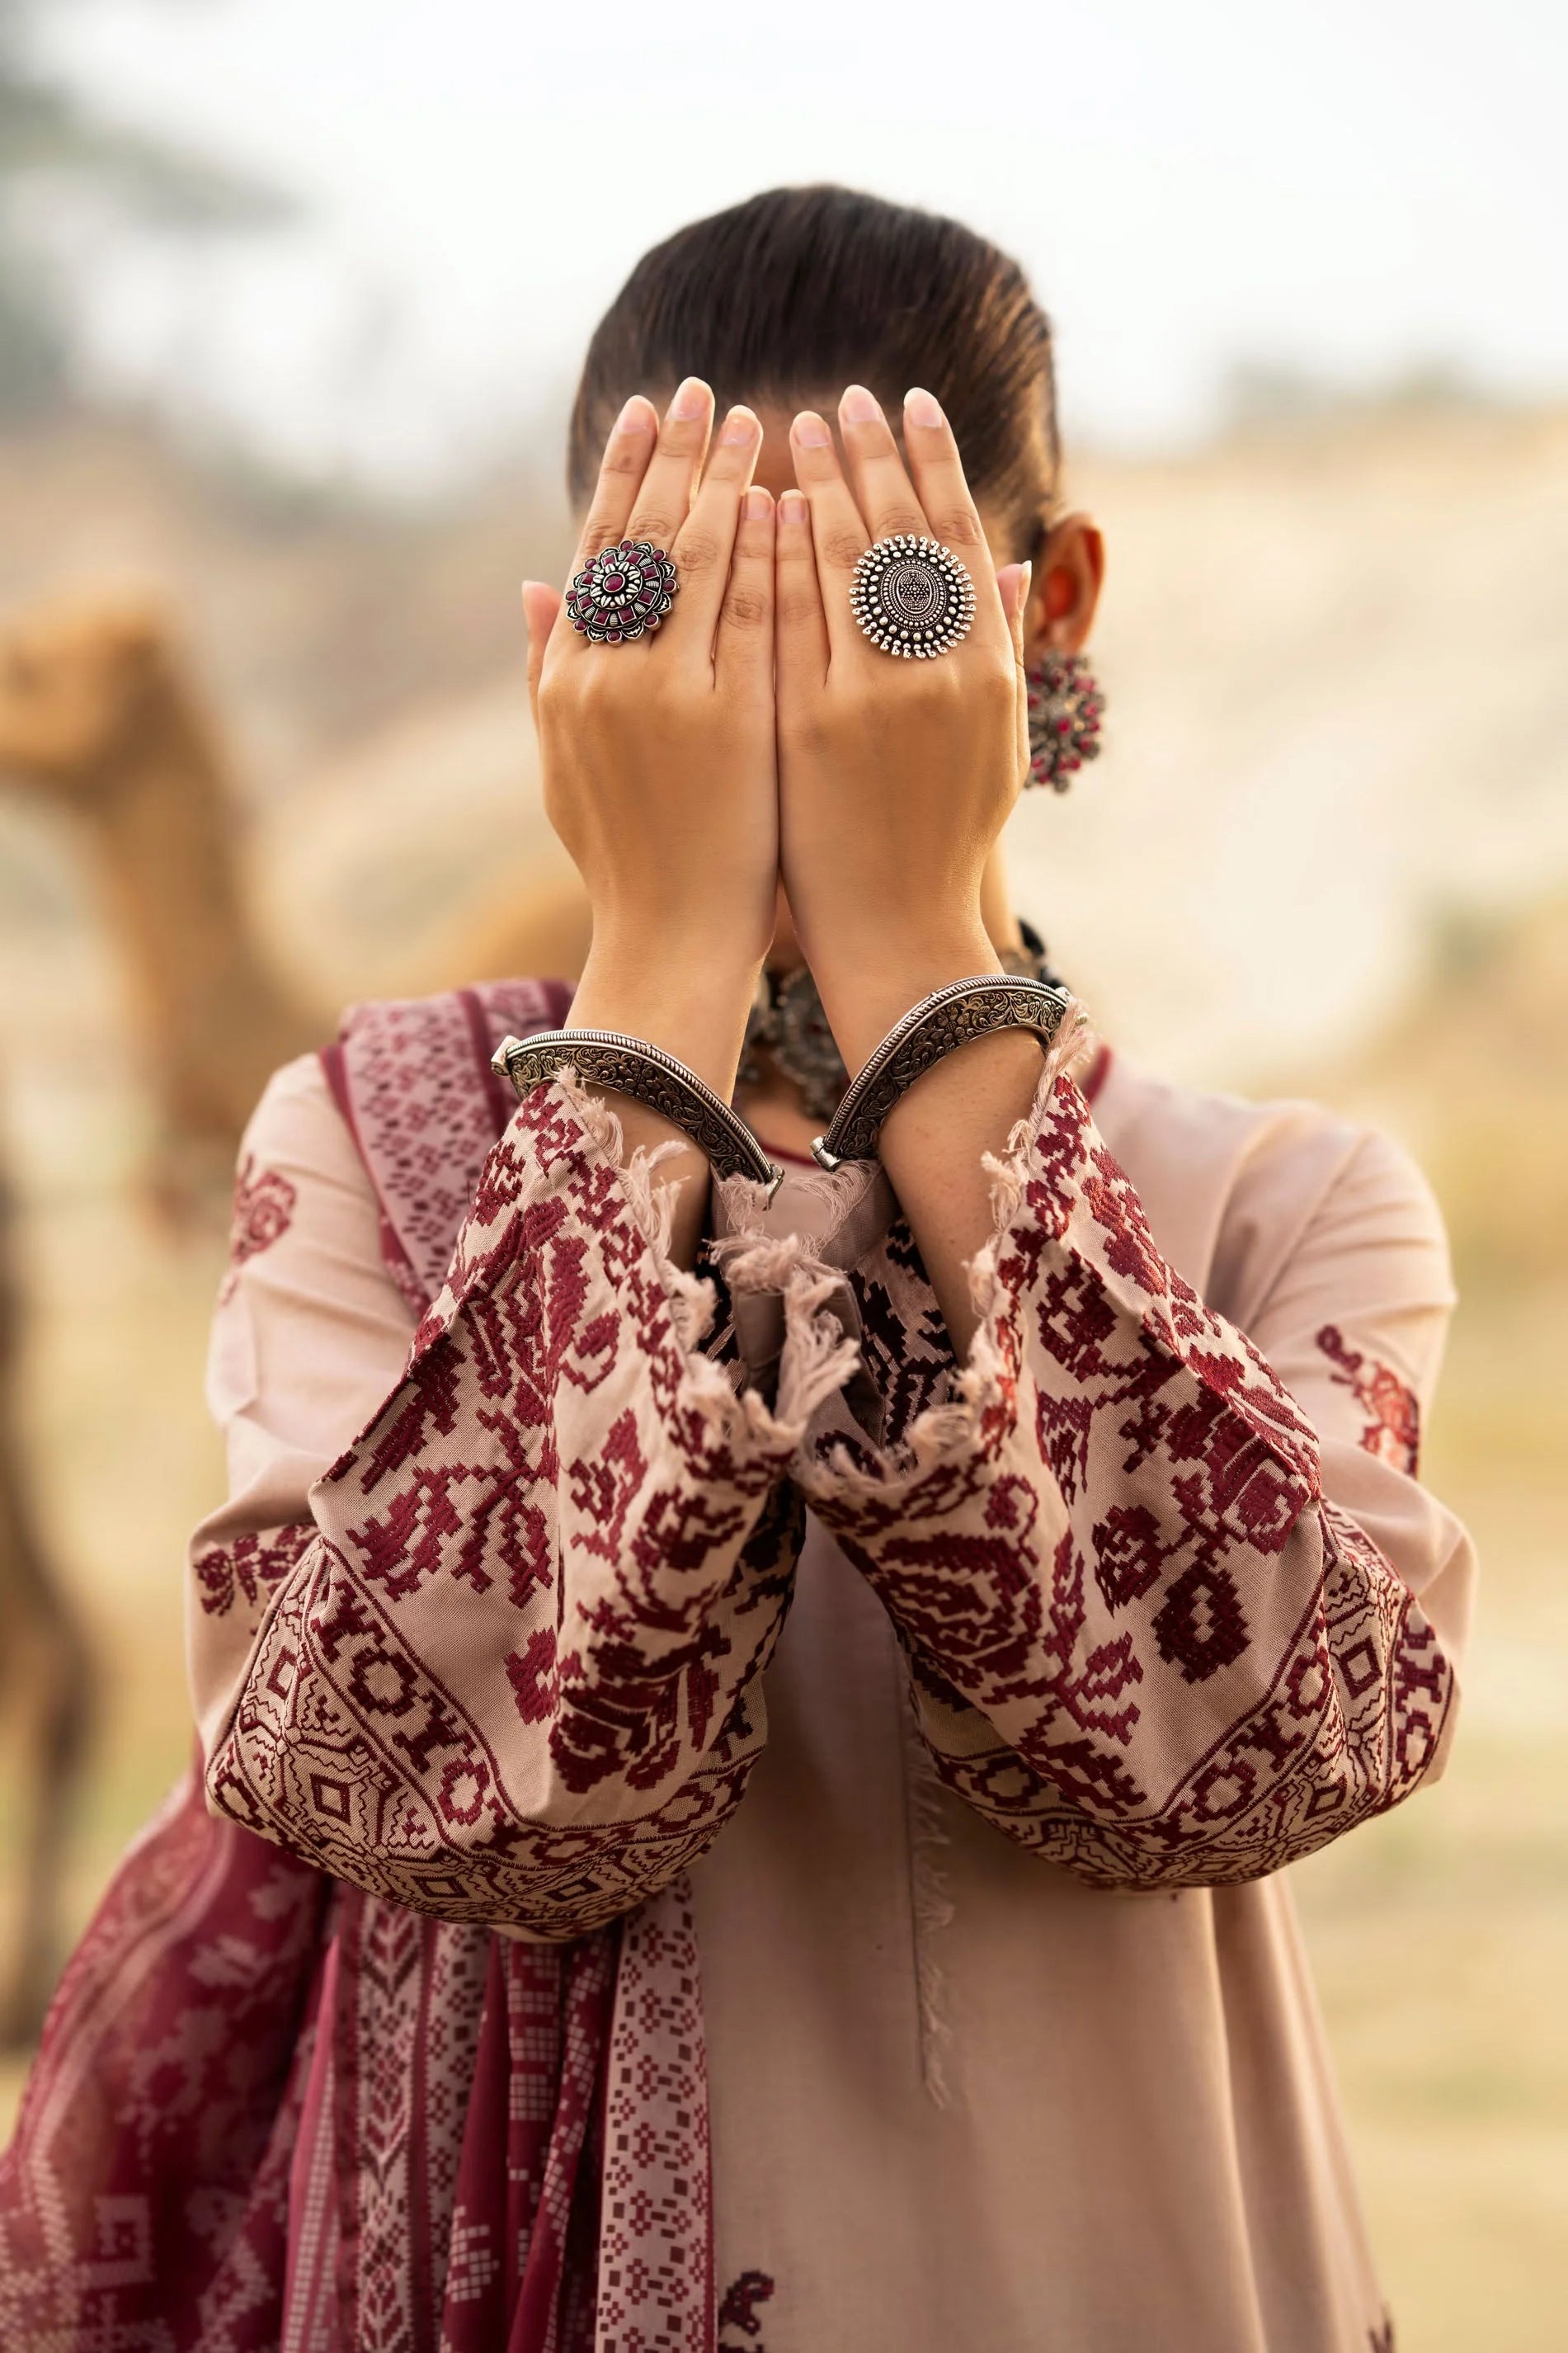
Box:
[775,384,1033,1074]
[775,386,1044,1349]
[522,378,777,1100]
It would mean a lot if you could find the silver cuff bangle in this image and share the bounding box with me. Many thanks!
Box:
[492,1028,784,1196]
[811,975,1072,1169]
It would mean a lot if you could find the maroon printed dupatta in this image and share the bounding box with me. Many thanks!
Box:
[0,979,717,2353]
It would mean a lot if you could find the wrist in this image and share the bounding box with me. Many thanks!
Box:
[810,926,1003,1077]
[569,933,761,1100]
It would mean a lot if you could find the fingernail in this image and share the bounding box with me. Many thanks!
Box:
[670,376,710,421]
[792,411,831,448]
[1020,559,1034,601]
[614,394,654,436]
[779,489,809,523]
[841,384,883,426]
[720,404,760,445]
[743,485,772,521]
[904,386,944,430]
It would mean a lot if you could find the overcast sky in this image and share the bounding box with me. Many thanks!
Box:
[43,0,1568,485]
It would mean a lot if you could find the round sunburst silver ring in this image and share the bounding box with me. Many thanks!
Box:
[850,534,976,659]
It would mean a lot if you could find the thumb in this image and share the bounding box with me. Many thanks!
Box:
[520,580,563,710]
[996,559,1032,662]
[996,561,1033,784]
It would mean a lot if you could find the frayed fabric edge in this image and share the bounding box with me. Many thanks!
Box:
[553,1071,857,1450]
[710,1219,863,1437]
[796,1007,1097,1507]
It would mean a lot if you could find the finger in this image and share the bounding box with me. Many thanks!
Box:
[714,483,775,687]
[775,486,830,691]
[837,384,928,544]
[900,385,1007,642]
[789,410,871,660]
[624,376,716,561]
[520,580,563,712]
[570,394,658,577]
[666,403,763,649]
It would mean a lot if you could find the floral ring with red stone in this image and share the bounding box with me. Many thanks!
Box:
[565,539,679,644]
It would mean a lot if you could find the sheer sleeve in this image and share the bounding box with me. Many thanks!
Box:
[789,1064,1472,1888]
[190,1056,852,1937]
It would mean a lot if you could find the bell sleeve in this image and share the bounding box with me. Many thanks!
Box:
[188,1055,854,1937]
[789,1060,1474,1888]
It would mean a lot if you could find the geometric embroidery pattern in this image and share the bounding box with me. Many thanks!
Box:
[1,988,1457,2353]
[797,1070,1457,1888]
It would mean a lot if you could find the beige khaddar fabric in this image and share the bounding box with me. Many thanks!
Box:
[175,1017,1473,2353]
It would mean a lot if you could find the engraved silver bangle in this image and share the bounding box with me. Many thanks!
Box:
[811,976,1071,1169]
[492,1028,784,1196]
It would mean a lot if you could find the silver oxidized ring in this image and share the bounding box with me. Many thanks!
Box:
[850,533,976,659]
[566,539,679,644]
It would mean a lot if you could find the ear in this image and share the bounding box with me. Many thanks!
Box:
[1021,512,1104,662]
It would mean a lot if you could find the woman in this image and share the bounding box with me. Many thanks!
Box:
[1,186,1472,2352]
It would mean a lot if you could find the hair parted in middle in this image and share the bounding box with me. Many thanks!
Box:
[567,185,1062,559]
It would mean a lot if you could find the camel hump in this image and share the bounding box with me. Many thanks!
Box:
[322,977,574,1310]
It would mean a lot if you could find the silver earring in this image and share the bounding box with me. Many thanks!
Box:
[1025,653,1104,790]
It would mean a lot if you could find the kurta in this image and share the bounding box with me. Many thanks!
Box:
[0,978,1474,2353]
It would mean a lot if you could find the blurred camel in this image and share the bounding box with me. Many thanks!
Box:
[0,594,319,1210]
[0,588,591,1208]
[0,1178,94,2045]
[0,586,586,2042]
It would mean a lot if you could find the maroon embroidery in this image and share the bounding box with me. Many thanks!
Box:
[0,1765,330,2351]
[1316,1323,1421,1476]
[2,983,736,2353]
[191,1521,315,1620]
[720,2267,777,2345]
[220,1153,297,1301]
[1,995,1458,2349]
[799,1069,1457,1888]
[1151,1559,1251,1683]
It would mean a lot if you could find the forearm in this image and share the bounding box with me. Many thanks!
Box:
[789,1073,1462,1884]
[198,1077,815,1924]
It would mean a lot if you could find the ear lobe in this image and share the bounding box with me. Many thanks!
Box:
[1026,512,1105,658]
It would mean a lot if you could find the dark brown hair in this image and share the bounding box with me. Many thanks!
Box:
[567,185,1060,555]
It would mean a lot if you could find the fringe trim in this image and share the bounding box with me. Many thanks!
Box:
[800,1006,1097,1507]
[553,1069,857,1447]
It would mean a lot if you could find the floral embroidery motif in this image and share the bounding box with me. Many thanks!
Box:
[205,1003,813,1941]
[720,2267,777,2345]
[798,1069,1456,1888]
[1,985,1457,2352]
[192,1522,315,1620]
[1316,1323,1421,1476]
[219,1154,297,1301]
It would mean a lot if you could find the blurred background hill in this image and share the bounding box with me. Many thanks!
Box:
[0,4,1566,2346]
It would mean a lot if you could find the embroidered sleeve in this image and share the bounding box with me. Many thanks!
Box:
[790,1070,1471,1889]
[195,1074,854,1937]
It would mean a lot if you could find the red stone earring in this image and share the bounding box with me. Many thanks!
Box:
[1025,653,1104,790]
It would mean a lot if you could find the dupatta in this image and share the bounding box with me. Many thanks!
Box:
[0,979,716,2353]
